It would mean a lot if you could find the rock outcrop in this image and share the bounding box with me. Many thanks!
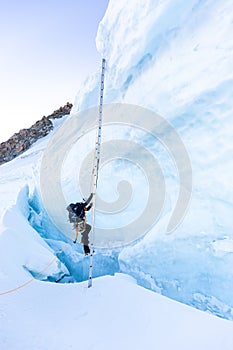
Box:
[0,102,73,165]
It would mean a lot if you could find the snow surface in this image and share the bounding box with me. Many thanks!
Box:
[1,273,233,350]
[1,0,233,349]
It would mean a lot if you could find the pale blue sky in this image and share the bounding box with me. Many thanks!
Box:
[0,0,109,142]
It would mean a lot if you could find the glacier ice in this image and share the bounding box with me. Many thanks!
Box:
[69,0,233,319]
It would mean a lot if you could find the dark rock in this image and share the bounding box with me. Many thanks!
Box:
[0,102,73,165]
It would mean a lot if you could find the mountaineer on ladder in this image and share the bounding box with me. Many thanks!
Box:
[66,193,93,255]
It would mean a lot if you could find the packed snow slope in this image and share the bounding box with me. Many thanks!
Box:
[1,272,233,350]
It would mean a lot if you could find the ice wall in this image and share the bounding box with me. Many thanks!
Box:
[70,0,233,318]
[73,0,233,227]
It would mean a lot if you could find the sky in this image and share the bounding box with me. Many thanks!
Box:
[0,0,109,143]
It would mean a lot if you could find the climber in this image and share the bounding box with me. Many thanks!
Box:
[66,193,93,255]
